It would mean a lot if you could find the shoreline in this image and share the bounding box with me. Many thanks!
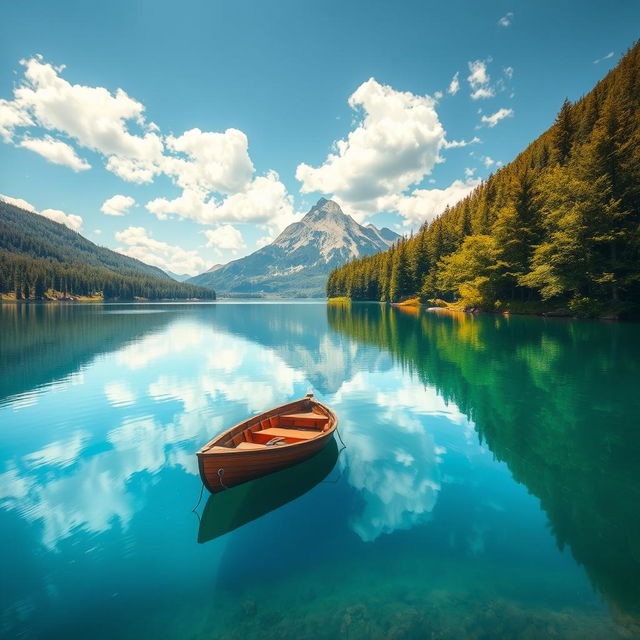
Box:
[0,296,214,303]
[327,297,633,322]
[1,295,633,320]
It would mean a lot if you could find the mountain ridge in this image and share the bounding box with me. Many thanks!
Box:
[188,198,399,297]
[0,199,215,300]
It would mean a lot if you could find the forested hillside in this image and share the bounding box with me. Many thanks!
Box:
[328,42,640,317]
[0,200,215,300]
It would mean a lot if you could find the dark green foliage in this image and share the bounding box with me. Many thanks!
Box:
[328,42,640,315]
[550,98,575,166]
[0,200,215,300]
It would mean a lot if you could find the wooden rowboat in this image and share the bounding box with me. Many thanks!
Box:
[196,393,338,493]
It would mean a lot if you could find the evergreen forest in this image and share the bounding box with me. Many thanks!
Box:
[327,43,640,318]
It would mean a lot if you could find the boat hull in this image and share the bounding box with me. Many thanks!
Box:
[198,431,334,493]
[196,396,338,493]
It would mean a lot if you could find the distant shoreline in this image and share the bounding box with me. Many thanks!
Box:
[0,296,327,305]
[0,295,212,303]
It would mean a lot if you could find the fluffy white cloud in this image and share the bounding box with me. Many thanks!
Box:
[467,60,495,100]
[114,226,206,275]
[468,59,515,100]
[19,135,90,171]
[204,224,246,252]
[101,194,135,216]
[471,87,495,100]
[105,156,159,183]
[162,127,254,195]
[207,172,299,230]
[0,100,33,142]
[0,193,37,212]
[1,56,164,184]
[468,60,490,88]
[1,55,297,236]
[40,208,83,231]
[143,130,293,230]
[498,12,513,27]
[146,187,211,222]
[480,107,513,128]
[13,56,163,163]
[1,193,84,231]
[147,171,299,233]
[382,177,481,227]
[447,72,460,95]
[0,57,498,244]
[296,77,446,218]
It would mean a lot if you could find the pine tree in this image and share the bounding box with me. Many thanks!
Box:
[550,99,575,166]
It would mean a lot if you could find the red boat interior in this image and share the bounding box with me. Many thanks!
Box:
[221,411,330,450]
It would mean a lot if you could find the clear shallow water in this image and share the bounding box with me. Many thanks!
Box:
[0,302,638,639]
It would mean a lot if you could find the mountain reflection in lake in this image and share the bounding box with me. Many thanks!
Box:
[0,301,638,639]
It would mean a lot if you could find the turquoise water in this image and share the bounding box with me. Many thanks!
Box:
[1,302,638,639]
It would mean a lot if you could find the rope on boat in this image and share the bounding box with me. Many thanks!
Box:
[335,427,347,451]
[191,481,205,514]
[217,468,228,490]
[323,437,347,484]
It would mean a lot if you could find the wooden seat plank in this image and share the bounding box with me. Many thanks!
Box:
[280,412,327,421]
[257,427,320,441]
[236,442,268,450]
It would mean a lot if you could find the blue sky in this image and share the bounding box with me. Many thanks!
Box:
[1,0,638,275]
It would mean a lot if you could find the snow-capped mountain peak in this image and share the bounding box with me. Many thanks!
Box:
[187,198,399,297]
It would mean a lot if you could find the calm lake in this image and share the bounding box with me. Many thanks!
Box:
[1,302,639,639]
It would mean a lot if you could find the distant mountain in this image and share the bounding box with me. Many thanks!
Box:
[366,223,399,245]
[164,270,192,282]
[0,199,215,300]
[188,198,399,297]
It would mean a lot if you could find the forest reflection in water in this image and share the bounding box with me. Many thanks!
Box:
[328,302,640,625]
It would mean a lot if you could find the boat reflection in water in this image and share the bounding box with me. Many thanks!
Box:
[197,439,340,543]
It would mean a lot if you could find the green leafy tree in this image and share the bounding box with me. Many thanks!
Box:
[437,235,500,307]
